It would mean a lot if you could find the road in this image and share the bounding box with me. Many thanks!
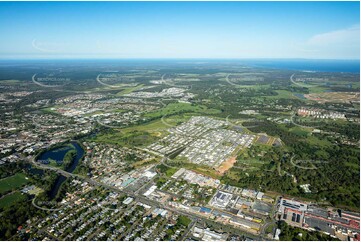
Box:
[259,196,280,238]
[225,73,240,87]
[290,111,317,129]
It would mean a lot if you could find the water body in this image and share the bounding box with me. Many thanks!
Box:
[37,145,74,164]
[238,59,360,73]
[2,59,359,74]
[37,141,84,199]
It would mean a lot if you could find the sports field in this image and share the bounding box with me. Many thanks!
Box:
[0,192,26,208]
[0,173,29,194]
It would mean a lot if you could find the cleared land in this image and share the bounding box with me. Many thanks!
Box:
[216,156,237,174]
[305,92,360,103]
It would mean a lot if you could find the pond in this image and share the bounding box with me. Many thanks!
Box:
[36,141,84,199]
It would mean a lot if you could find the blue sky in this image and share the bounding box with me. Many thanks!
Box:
[0,1,359,59]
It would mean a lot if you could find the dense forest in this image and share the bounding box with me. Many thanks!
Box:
[277,221,339,241]
[222,120,360,210]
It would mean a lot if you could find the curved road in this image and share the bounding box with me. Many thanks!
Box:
[290,111,318,129]
[225,73,241,87]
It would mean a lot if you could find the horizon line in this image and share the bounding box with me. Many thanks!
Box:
[0,57,359,61]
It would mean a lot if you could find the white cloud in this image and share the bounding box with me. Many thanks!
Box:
[295,25,360,59]
[307,25,360,46]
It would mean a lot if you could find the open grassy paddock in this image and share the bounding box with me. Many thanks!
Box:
[144,102,220,119]
[0,192,27,209]
[0,173,29,194]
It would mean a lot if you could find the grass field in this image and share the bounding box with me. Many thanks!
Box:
[41,107,60,114]
[93,130,159,147]
[289,126,312,137]
[91,101,221,147]
[303,80,359,93]
[0,192,26,209]
[0,79,21,84]
[306,135,333,148]
[93,113,194,146]
[93,111,203,147]
[264,90,298,99]
[307,86,329,93]
[234,159,266,172]
[144,102,220,118]
[122,113,195,134]
[226,169,243,180]
[93,118,172,147]
[0,173,29,194]
[133,158,160,168]
[116,84,145,95]
[162,114,192,126]
[345,161,359,170]
[121,119,170,136]
[227,83,272,90]
[164,167,179,177]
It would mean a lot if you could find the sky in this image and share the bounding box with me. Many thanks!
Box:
[0,1,359,59]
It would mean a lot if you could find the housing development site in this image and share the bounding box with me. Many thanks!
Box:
[146,116,255,168]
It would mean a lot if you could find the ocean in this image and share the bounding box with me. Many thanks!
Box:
[238,59,360,73]
[0,58,359,73]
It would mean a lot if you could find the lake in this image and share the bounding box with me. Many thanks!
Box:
[36,141,84,199]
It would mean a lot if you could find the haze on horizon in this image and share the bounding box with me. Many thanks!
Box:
[0,1,359,60]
